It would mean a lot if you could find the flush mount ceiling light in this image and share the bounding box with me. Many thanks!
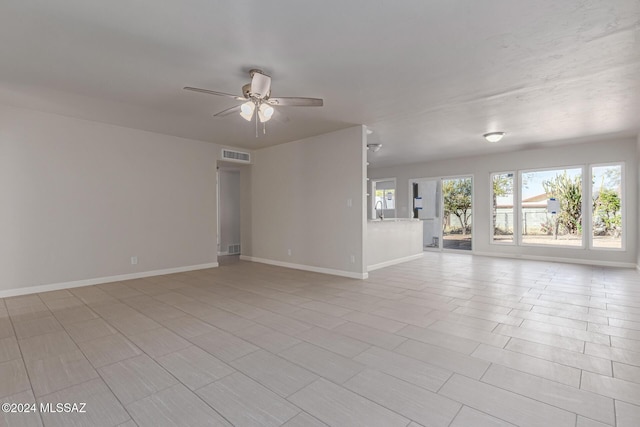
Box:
[483,132,505,143]
[367,143,382,152]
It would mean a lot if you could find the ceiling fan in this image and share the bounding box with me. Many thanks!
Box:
[184,69,323,136]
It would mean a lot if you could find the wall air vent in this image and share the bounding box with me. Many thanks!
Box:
[221,149,251,164]
[228,244,241,255]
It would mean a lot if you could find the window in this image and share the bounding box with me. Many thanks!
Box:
[375,188,396,210]
[371,178,396,218]
[520,167,583,247]
[592,164,623,249]
[491,172,514,243]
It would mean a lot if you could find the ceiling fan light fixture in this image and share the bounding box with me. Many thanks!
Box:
[483,131,505,143]
[258,103,274,122]
[185,68,324,137]
[240,101,255,121]
[367,143,382,152]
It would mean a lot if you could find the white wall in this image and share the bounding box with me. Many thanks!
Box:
[370,137,638,267]
[637,133,640,268]
[249,126,367,278]
[218,169,241,254]
[0,104,219,294]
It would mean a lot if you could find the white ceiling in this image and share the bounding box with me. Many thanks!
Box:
[1,0,639,167]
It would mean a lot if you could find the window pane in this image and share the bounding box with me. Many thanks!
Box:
[521,168,582,246]
[492,173,514,243]
[373,180,396,218]
[592,165,622,249]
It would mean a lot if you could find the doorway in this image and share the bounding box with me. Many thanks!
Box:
[410,176,473,251]
[217,167,241,257]
[442,176,473,251]
[411,178,441,249]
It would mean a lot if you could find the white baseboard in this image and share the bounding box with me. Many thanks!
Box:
[367,253,424,272]
[0,262,219,298]
[240,256,368,279]
[474,251,636,269]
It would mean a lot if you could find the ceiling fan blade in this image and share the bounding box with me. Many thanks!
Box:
[267,97,323,107]
[184,87,244,100]
[213,104,242,117]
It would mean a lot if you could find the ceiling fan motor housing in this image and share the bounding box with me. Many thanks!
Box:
[249,71,271,99]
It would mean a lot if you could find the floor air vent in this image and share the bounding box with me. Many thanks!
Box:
[222,149,251,163]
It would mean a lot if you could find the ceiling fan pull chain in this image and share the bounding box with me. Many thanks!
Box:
[263,122,266,135]
[255,107,258,138]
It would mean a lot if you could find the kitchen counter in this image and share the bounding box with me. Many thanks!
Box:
[367,218,423,271]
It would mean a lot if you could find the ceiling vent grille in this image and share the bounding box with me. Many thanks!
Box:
[221,149,251,164]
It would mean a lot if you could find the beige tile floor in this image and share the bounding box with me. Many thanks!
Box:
[1,252,640,426]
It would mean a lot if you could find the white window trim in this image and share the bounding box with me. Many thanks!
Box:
[518,165,586,249]
[589,162,625,252]
[408,174,474,253]
[371,177,397,219]
[441,175,475,253]
[490,171,517,246]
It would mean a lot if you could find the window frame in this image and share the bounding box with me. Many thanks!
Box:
[371,177,397,219]
[489,171,517,246]
[441,174,475,253]
[517,165,586,249]
[589,162,625,252]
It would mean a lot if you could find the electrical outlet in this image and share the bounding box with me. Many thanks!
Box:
[131,256,138,265]
[287,249,292,256]
[347,198,353,207]
[350,254,356,263]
